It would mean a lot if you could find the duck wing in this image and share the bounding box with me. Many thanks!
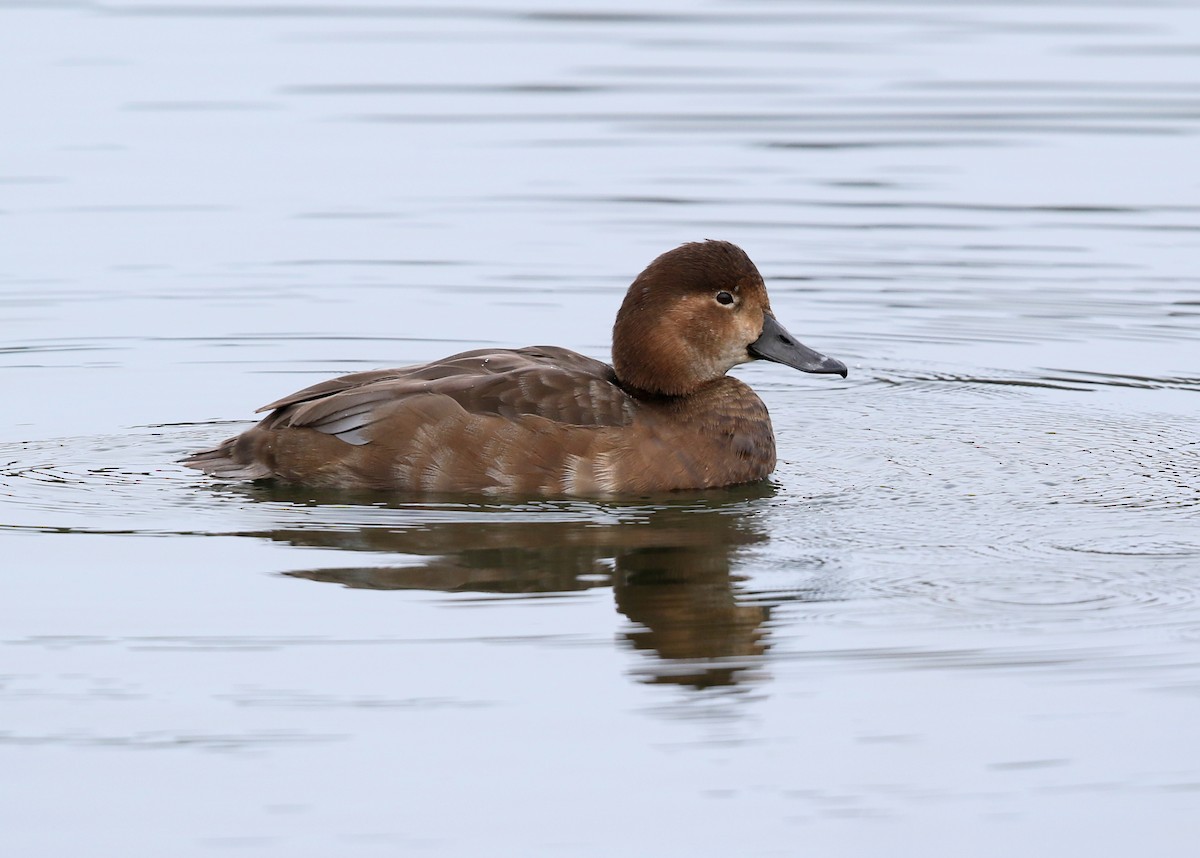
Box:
[259,347,636,445]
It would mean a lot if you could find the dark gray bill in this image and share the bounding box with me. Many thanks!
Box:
[748,313,848,378]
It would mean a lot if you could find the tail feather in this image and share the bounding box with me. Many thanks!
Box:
[181,437,273,481]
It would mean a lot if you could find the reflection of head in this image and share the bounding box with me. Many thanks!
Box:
[615,544,771,689]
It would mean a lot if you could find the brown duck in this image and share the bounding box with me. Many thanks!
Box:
[183,240,847,496]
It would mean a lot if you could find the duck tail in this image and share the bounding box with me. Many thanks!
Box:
[181,435,274,481]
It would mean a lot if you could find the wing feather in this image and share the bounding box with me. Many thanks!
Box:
[255,347,634,445]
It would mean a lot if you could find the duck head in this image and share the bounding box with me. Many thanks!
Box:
[612,240,848,396]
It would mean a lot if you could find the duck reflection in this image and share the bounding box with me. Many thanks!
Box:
[615,544,769,690]
[240,483,776,689]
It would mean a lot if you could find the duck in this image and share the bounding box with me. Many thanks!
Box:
[182,240,847,496]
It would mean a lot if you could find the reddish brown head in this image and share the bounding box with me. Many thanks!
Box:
[611,240,846,397]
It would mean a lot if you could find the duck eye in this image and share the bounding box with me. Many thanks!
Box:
[715,291,734,306]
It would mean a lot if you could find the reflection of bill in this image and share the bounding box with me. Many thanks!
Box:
[250,485,777,689]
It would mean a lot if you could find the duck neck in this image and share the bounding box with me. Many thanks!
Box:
[615,378,682,402]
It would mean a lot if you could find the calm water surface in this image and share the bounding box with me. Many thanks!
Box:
[3,2,1200,856]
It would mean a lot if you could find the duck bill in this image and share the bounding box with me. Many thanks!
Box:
[748,313,848,378]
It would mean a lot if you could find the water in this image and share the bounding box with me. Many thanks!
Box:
[3,1,1200,855]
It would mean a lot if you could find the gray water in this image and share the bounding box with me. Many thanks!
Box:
[3,2,1200,855]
